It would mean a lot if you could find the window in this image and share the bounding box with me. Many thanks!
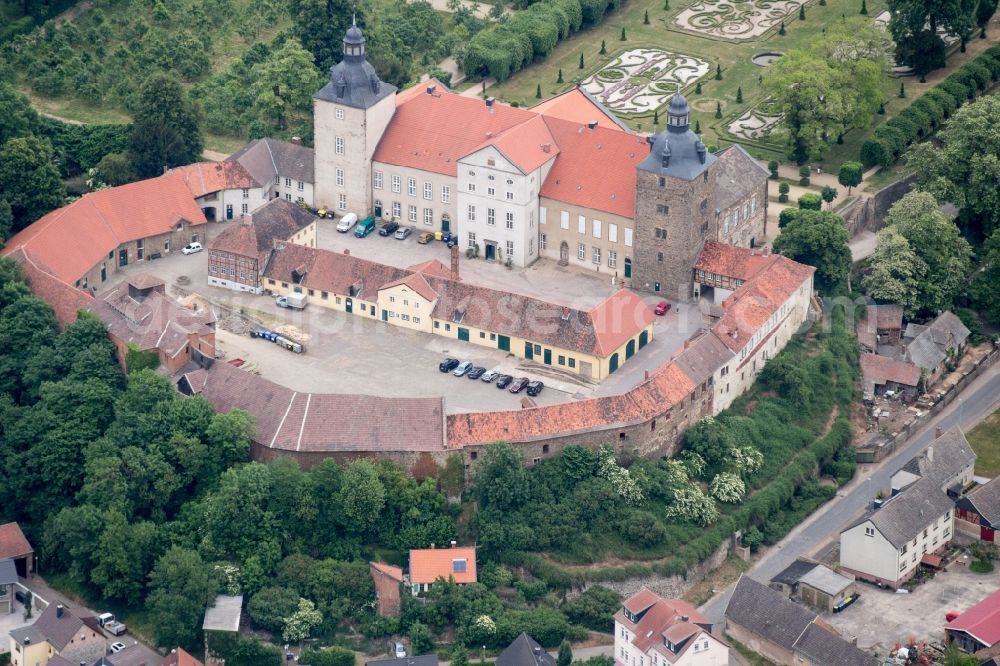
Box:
[441,185,450,203]
[424,208,433,226]
[569,358,575,368]
[413,317,420,324]
[335,136,345,155]
[408,205,417,223]
[560,211,569,229]
[592,247,601,264]
[274,175,280,185]
[865,526,875,537]
[487,208,496,226]
[338,194,347,210]
[608,223,618,243]
[392,175,401,193]
[284,193,291,201]
[506,240,514,257]
[392,201,401,218]
[558,355,565,365]
[540,233,546,250]
[242,203,249,214]
[374,171,383,189]
[655,227,668,239]
[658,176,666,187]
[608,251,617,269]
[242,188,249,199]
[505,212,514,229]
[408,177,416,196]
[657,252,664,262]
[540,207,547,225]
[423,182,432,200]
[285,178,292,187]
[577,243,586,260]
[625,228,633,247]
[468,183,476,193]
[657,204,669,215]
[506,191,514,200]
[468,232,477,248]
[401,314,410,321]
[468,204,476,222]
[592,219,601,238]
[297,181,304,191]
[529,210,534,227]
[322,291,329,300]
[528,238,534,255]
[336,169,344,186]
[335,107,345,119]
[578,215,586,234]
[487,187,495,197]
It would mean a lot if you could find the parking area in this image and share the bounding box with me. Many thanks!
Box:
[105,220,703,413]
[824,557,1000,652]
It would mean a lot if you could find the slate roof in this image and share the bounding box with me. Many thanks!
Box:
[187,361,446,453]
[671,331,733,387]
[5,247,94,327]
[770,559,819,586]
[960,477,1000,527]
[638,95,717,181]
[946,587,1000,648]
[495,633,556,666]
[229,138,315,185]
[793,622,879,666]
[714,144,769,210]
[1,172,206,285]
[726,576,814,652]
[33,602,86,651]
[314,23,397,109]
[0,558,17,585]
[0,522,33,559]
[10,625,46,647]
[899,426,976,487]
[209,198,315,264]
[409,546,477,584]
[797,566,853,597]
[904,311,971,371]
[857,477,954,548]
[529,86,630,131]
[106,644,152,666]
[202,594,243,632]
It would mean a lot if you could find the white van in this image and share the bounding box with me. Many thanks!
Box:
[336,213,358,233]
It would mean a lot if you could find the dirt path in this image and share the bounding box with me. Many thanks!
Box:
[38,110,83,125]
[202,149,228,161]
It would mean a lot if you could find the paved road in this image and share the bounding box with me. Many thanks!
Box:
[699,361,1000,624]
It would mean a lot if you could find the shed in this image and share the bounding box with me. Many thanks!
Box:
[0,522,33,578]
[203,594,243,633]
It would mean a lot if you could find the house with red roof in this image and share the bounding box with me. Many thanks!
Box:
[408,545,476,594]
[614,588,728,666]
[946,587,1000,654]
[0,522,33,578]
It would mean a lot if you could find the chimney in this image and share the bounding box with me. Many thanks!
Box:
[646,135,655,153]
[57,604,64,618]
[450,540,457,547]
[587,120,598,129]
[541,143,551,153]
[426,84,437,95]
[680,614,689,622]
[290,136,302,146]
[24,638,30,645]
[661,145,671,168]
[644,370,650,380]
[430,543,435,549]
[485,97,495,107]
[242,213,253,226]
[450,245,460,281]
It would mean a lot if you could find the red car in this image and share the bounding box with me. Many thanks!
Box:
[654,301,671,316]
[508,377,529,393]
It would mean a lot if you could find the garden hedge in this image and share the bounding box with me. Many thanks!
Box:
[859,46,1000,167]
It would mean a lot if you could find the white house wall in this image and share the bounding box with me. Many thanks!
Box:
[840,521,900,584]
[372,162,457,232]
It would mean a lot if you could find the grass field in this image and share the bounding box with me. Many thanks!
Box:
[968,407,1000,476]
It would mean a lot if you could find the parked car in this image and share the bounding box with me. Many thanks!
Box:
[276,293,307,310]
[439,358,460,372]
[379,221,400,236]
[317,209,334,219]
[394,643,407,659]
[336,212,358,232]
[495,374,513,389]
[395,226,413,240]
[467,366,486,379]
[181,242,203,255]
[526,380,545,396]
[508,377,529,393]
[441,231,457,247]
[417,231,435,244]
[654,301,671,316]
[453,360,473,376]
[109,643,126,654]
[354,216,377,237]
[480,369,499,383]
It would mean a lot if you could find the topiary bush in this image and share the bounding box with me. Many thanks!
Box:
[797,193,822,210]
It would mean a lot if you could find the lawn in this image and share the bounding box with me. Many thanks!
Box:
[968,407,1000,476]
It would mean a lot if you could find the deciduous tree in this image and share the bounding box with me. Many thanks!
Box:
[0,136,65,233]
[773,210,852,294]
[129,74,203,178]
[147,547,220,650]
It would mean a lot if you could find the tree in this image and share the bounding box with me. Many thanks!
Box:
[561,586,621,632]
[0,136,65,234]
[536,83,542,98]
[736,87,743,103]
[620,26,626,40]
[0,200,12,244]
[768,159,779,179]
[251,39,325,131]
[248,587,301,633]
[338,460,386,534]
[709,472,746,503]
[558,68,564,83]
[129,74,203,178]
[862,227,923,307]
[288,0,355,73]
[773,210,852,294]
[600,39,607,54]
[147,547,220,650]
[695,80,702,94]
[778,181,790,203]
[715,63,722,80]
[799,165,811,186]
[799,3,805,18]
[644,9,650,23]
[450,645,470,666]
[579,53,585,69]
[838,161,863,194]
[715,101,722,118]
[0,82,39,146]
[821,185,838,208]
[860,0,868,13]
[969,228,1000,323]
[93,153,136,187]
[798,192,822,210]
[895,30,947,77]
[886,0,975,62]
[409,621,435,655]
[779,21,786,34]
[557,640,573,666]
[907,95,1000,241]
[283,598,323,643]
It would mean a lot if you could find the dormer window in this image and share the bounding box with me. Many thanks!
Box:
[452,558,467,573]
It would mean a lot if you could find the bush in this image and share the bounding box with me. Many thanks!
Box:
[860,138,891,168]
[798,193,822,210]
[925,88,959,117]
[298,649,354,666]
[779,208,800,228]
[798,165,811,186]
[886,115,919,144]
[971,560,994,573]
[248,587,300,633]
[561,586,621,632]
[962,61,992,90]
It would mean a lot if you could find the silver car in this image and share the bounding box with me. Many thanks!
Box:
[394,226,413,240]
[393,642,406,658]
[480,369,499,382]
[453,360,473,376]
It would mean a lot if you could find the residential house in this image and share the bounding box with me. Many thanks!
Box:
[768,559,855,614]
[724,576,878,666]
[957,476,1000,542]
[170,160,266,223]
[408,546,476,595]
[9,603,106,666]
[101,645,152,666]
[88,275,216,374]
[156,648,204,666]
[945,587,1000,653]
[890,427,976,499]
[859,352,921,403]
[229,138,315,207]
[0,522,34,578]
[370,562,404,617]
[207,198,317,293]
[496,633,555,666]
[0,173,207,290]
[614,588,728,666]
[0,558,16,614]
[903,311,971,384]
[365,658,437,666]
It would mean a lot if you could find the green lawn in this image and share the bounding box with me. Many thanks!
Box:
[968,407,1000,476]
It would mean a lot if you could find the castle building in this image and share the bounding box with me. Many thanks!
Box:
[309,25,767,298]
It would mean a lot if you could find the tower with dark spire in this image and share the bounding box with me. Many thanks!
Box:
[313,19,398,216]
[632,93,719,300]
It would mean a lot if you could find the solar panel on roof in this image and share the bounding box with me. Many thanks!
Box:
[452,559,467,573]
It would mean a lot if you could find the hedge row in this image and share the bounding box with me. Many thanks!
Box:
[460,0,622,82]
[861,45,1000,167]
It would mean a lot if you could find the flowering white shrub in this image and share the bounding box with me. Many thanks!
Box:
[665,485,720,526]
[597,447,645,506]
[733,446,764,475]
[710,472,747,503]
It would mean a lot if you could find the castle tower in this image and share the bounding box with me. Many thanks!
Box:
[632,94,718,300]
[313,20,397,216]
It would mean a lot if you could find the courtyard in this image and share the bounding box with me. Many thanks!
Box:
[105,221,705,414]
[824,556,1000,653]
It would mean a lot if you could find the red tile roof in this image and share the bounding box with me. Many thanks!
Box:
[156,648,204,666]
[382,272,438,303]
[695,241,774,282]
[589,288,655,356]
[614,589,712,656]
[407,259,453,279]
[370,561,404,582]
[5,248,93,327]
[947,587,1000,647]
[539,116,649,218]
[1,172,206,284]
[0,522,32,559]
[409,546,477,584]
[530,87,629,131]
[623,588,661,615]
[373,88,536,176]
[170,160,259,196]
[860,353,920,387]
[477,115,558,174]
